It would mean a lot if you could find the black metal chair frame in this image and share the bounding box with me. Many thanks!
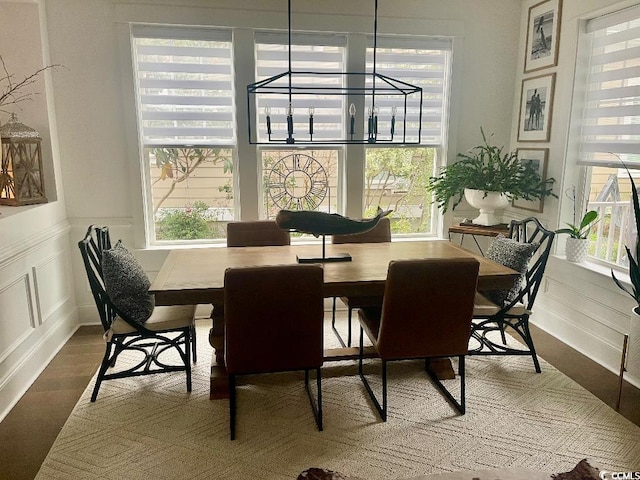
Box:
[468,217,555,373]
[78,225,195,401]
[358,338,466,421]
[331,297,354,348]
[229,368,322,440]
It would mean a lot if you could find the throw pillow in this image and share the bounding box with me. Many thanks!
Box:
[481,234,538,307]
[102,240,154,324]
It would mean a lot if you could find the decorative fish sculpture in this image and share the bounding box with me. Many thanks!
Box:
[275,207,392,237]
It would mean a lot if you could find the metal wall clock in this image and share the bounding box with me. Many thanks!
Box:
[267,153,329,210]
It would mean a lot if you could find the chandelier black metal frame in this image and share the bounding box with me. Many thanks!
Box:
[246,0,423,145]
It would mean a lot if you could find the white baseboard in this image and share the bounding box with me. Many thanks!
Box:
[532,305,640,390]
[0,310,79,422]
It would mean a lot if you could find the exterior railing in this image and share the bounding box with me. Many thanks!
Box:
[587,200,632,266]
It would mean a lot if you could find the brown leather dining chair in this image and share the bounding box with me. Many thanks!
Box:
[357,257,479,421]
[224,264,324,440]
[226,220,291,247]
[330,216,391,347]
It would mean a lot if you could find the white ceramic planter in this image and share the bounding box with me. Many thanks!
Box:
[565,237,589,262]
[464,188,510,226]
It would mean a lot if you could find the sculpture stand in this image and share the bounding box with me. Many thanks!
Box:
[297,235,352,263]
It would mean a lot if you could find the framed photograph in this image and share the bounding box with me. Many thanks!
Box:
[512,148,549,212]
[517,73,555,142]
[524,0,562,73]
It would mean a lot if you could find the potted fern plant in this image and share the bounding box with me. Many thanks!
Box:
[427,128,556,225]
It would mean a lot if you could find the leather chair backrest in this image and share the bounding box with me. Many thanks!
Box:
[331,217,391,244]
[226,220,291,247]
[376,258,479,360]
[224,264,324,375]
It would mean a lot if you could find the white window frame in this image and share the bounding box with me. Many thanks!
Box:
[129,25,453,245]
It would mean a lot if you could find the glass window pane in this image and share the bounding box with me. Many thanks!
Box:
[365,147,435,234]
[147,147,235,241]
[586,166,638,266]
[261,149,339,233]
[254,41,346,143]
[366,43,450,144]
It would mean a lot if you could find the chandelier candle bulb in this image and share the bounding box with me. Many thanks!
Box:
[373,106,379,137]
[391,106,397,139]
[286,103,294,143]
[349,103,356,138]
[265,105,272,136]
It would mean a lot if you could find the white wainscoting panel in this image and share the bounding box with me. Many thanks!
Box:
[0,219,79,422]
[33,249,72,326]
[534,256,639,389]
[0,274,35,364]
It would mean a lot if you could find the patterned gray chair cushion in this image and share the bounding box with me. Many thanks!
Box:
[481,234,538,307]
[102,240,154,324]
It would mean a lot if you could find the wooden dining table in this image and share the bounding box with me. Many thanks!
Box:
[150,240,519,399]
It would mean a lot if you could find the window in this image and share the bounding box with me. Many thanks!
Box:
[575,7,640,266]
[132,26,236,243]
[130,26,452,244]
[364,39,451,234]
[255,34,345,229]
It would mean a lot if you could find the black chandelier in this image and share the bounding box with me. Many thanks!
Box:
[246,0,423,145]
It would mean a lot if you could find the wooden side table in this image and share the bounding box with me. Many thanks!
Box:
[448,222,510,255]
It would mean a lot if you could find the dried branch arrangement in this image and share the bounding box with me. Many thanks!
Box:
[0,55,60,113]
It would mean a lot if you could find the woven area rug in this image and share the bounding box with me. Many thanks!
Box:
[36,316,640,480]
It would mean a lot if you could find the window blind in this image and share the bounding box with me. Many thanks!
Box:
[254,33,347,142]
[132,26,235,146]
[579,10,640,167]
[366,37,451,145]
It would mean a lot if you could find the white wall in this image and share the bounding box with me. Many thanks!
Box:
[515,0,640,388]
[0,0,78,421]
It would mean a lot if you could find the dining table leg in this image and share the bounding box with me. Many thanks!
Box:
[208,303,229,399]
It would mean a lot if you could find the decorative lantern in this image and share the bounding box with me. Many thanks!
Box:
[0,113,47,206]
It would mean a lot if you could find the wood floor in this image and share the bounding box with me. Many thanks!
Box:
[0,322,639,480]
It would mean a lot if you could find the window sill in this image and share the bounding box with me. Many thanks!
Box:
[552,253,632,287]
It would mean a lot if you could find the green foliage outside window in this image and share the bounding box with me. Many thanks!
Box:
[156,201,213,240]
[365,148,434,234]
